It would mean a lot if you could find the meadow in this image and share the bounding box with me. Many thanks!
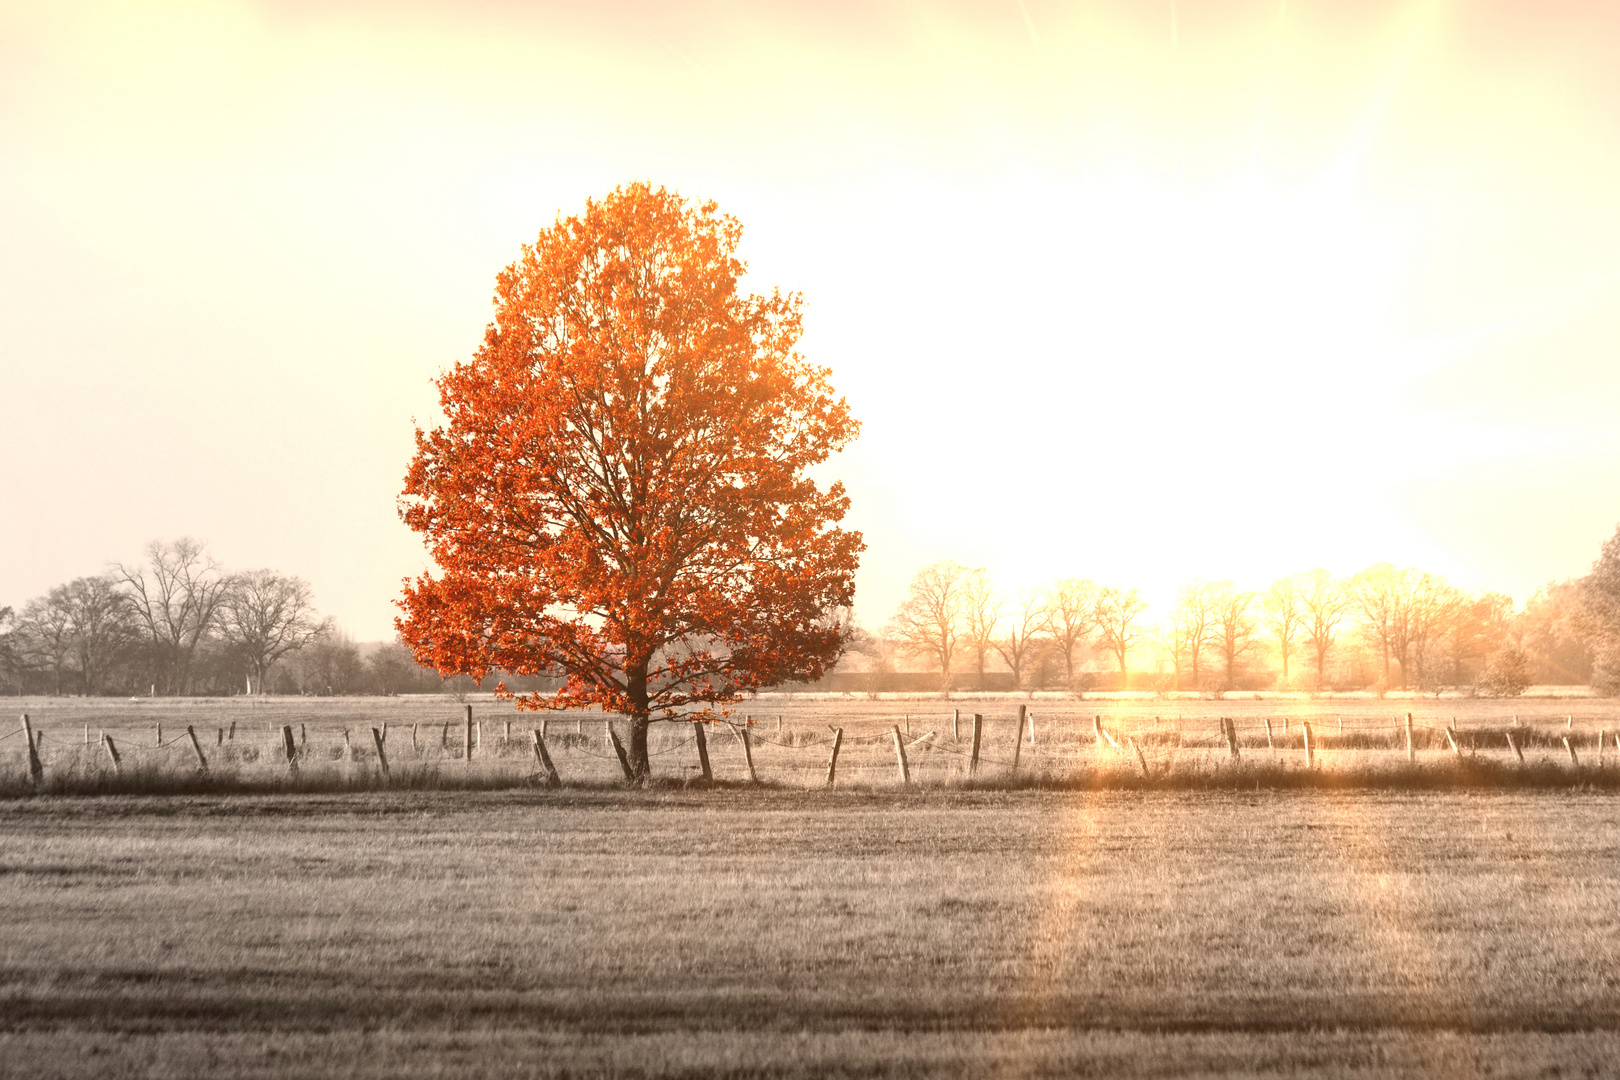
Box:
[5,694,1620,1077]
[5,784,1620,1077]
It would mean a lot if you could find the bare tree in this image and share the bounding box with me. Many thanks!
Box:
[1093,586,1149,689]
[993,587,1047,691]
[0,606,17,691]
[1209,582,1257,691]
[62,574,136,694]
[1261,574,1307,687]
[117,538,231,695]
[1042,578,1097,688]
[1349,563,1405,689]
[219,570,330,694]
[1300,568,1350,690]
[959,568,1001,689]
[18,589,74,694]
[887,560,971,690]
[1170,579,1218,689]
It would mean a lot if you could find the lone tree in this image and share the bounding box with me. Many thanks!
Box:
[398,183,863,779]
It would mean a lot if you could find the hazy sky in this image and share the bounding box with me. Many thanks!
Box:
[4,0,1620,640]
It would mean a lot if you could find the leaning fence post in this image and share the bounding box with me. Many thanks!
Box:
[282,725,299,776]
[1128,736,1149,778]
[693,721,712,782]
[185,725,208,772]
[1093,714,1104,746]
[22,715,43,785]
[371,728,391,782]
[1405,714,1415,763]
[1564,736,1579,767]
[103,734,122,775]
[1505,730,1524,765]
[1445,727,1462,758]
[739,726,757,783]
[970,714,983,776]
[531,730,560,785]
[892,726,911,785]
[825,728,843,787]
[1302,721,1314,769]
[606,724,634,781]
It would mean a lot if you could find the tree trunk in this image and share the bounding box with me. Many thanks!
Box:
[625,657,653,782]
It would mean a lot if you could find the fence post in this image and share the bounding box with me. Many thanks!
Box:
[531,730,560,785]
[970,714,983,776]
[477,721,483,750]
[694,721,712,782]
[1094,715,1104,746]
[740,726,758,783]
[504,719,511,744]
[1505,730,1523,764]
[228,720,236,742]
[606,724,635,781]
[1010,709,1023,773]
[282,725,299,776]
[441,722,449,748]
[343,728,352,761]
[104,734,122,775]
[1224,717,1240,759]
[1128,736,1149,778]
[217,727,224,746]
[380,721,387,744]
[892,726,910,785]
[825,728,843,787]
[464,706,473,762]
[1405,714,1415,763]
[412,724,419,753]
[300,723,306,749]
[372,728,391,782]
[1564,735,1579,767]
[1302,721,1314,769]
[22,715,42,785]
[1445,727,1462,758]
[1265,717,1275,751]
[156,721,162,746]
[186,725,208,772]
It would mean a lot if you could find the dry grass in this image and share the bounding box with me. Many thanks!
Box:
[5,786,1620,1077]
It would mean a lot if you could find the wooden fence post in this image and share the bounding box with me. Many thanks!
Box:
[372,728,391,782]
[282,726,299,776]
[464,705,473,762]
[1265,717,1275,751]
[1128,736,1149,778]
[892,726,910,785]
[228,720,236,741]
[531,730,560,785]
[607,724,635,781]
[1019,704,1029,747]
[476,721,483,750]
[412,723,419,753]
[441,722,449,748]
[739,726,757,783]
[1224,717,1240,759]
[504,719,511,744]
[217,727,224,746]
[693,721,712,782]
[22,715,43,785]
[156,721,162,746]
[1504,730,1523,764]
[104,734,122,775]
[1093,715,1104,746]
[1564,736,1579,767]
[1405,714,1415,763]
[970,714,983,776]
[300,723,306,749]
[825,728,843,787]
[1445,727,1462,758]
[952,709,960,743]
[1302,721,1314,769]
[1010,709,1023,773]
[186,725,208,772]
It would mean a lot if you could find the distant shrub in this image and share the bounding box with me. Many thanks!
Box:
[1480,645,1532,698]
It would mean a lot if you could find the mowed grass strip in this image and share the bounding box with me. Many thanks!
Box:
[4,788,1620,1076]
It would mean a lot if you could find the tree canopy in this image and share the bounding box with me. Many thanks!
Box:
[397,183,863,777]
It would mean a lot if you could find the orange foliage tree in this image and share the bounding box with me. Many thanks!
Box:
[397,184,863,779]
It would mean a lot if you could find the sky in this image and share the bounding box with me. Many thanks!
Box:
[3,0,1620,640]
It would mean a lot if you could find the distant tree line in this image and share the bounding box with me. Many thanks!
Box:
[861,524,1620,697]
[0,538,559,698]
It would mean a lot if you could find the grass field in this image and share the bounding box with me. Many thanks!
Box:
[4,693,1619,794]
[5,784,1620,1077]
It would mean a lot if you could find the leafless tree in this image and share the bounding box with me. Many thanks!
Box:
[886,560,971,690]
[1042,578,1097,688]
[18,589,75,694]
[220,569,330,694]
[1170,579,1218,689]
[1349,563,1406,689]
[1261,574,1307,687]
[1209,582,1257,691]
[1300,568,1350,690]
[959,568,1001,689]
[62,574,136,694]
[117,538,231,695]
[993,587,1047,691]
[1093,586,1149,689]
